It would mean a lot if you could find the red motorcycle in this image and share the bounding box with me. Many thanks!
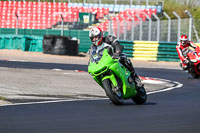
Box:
[186,48,200,78]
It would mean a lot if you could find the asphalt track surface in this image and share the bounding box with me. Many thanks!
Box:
[0,60,200,133]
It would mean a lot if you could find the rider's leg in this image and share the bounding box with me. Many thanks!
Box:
[180,61,188,70]
[119,56,143,88]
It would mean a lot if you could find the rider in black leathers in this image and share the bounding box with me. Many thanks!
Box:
[89,27,143,88]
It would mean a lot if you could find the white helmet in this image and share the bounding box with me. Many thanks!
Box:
[89,27,103,46]
[180,35,188,46]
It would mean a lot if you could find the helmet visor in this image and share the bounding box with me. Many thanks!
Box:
[181,40,187,45]
[90,35,100,42]
[90,33,102,44]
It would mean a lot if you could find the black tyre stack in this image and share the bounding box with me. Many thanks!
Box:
[43,35,78,56]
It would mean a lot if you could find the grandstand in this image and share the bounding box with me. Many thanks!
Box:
[0,1,162,31]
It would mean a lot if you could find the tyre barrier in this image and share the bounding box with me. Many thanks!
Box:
[43,35,78,56]
[0,35,43,52]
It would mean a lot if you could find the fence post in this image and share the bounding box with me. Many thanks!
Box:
[128,14,135,41]
[173,11,181,42]
[192,23,200,42]
[130,0,133,6]
[60,14,64,36]
[121,15,127,40]
[144,13,152,41]
[109,19,112,35]
[15,12,19,36]
[185,10,200,42]
[114,0,117,14]
[136,14,143,40]
[163,12,171,42]
[185,10,192,41]
[152,13,160,41]
[146,0,149,6]
[116,16,120,39]
[106,15,112,35]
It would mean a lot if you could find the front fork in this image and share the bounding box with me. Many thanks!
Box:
[101,72,122,97]
[102,72,118,88]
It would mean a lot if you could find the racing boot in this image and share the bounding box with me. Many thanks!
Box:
[121,58,143,88]
[180,63,188,71]
[131,72,143,88]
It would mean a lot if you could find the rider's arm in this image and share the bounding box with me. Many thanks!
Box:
[104,35,123,54]
[189,41,199,49]
[189,41,200,52]
[176,44,185,61]
[88,45,93,55]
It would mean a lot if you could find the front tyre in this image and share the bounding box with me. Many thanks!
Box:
[132,86,147,105]
[102,79,123,105]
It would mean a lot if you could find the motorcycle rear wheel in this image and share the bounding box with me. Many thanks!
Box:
[188,63,200,78]
[102,79,123,105]
[190,71,199,78]
[132,86,147,105]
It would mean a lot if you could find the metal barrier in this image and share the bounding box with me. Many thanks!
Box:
[119,40,180,62]
[132,41,159,61]
[157,41,179,62]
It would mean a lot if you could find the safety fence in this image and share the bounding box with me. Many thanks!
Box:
[109,16,200,43]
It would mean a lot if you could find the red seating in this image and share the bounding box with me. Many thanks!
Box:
[98,8,155,36]
[0,1,111,29]
[0,1,69,29]
[1,1,154,31]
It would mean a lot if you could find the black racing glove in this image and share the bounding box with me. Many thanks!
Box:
[183,59,189,64]
[112,53,120,59]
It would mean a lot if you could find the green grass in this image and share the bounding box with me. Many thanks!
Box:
[163,0,200,39]
[163,0,200,19]
[0,96,7,100]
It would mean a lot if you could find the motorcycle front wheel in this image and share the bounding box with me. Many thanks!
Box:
[102,79,123,105]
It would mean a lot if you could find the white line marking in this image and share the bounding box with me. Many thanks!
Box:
[52,69,63,71]
[135,66,181,70]
[142,80,165,84]
[0,78,183,107]
[9,59,27,62]
[0,98,108,107]
[147,81,183,94]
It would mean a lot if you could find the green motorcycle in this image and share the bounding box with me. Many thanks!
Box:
[88,45,147,105]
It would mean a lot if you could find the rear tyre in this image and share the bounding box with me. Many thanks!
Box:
[191,71,199,78]
[188,63,200,78]
[132,86,147,105]
[102,79,123,105]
